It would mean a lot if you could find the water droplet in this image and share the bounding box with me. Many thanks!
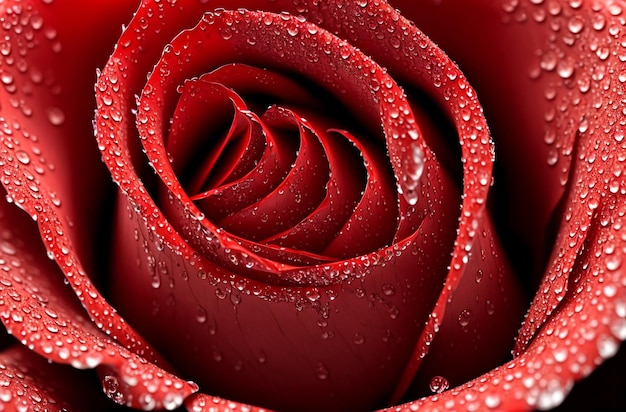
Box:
[485,299,495,315]
[597,335,619,359]
[603,284,617,298]
[610,318,626,340]
[47,107,65,126]
[606,255,622,271]
[230,292,241,305]
[485,394,502,409]
[556,58,575,79]
[151,274,161,289]
[315,363,329,380]
[0,72,13,86]
[195,306,207,324]
[537,381,566,411]
[15,150,30,165]
[615,299,626,318]
[0,42,11,56]
[553,347,568,362]
[475,269,483,283]
[381,283,395,296]
[546,149,559,166]
[287,26,299,36]
[502,0,519,13]
[540,51,557,71]
[458,309,472,327]
[567,15,585,34]
[0,240,16,255]
[429,375,449,393]
[30,14,43,30]
[592,14,606,31]
[568,0,582,9]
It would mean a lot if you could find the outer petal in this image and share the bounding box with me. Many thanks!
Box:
[0,0,161,360]
[0,344,128,411]
[385,0,626,409]
[388,0,567,280]
[390,195,626,411]
[0,0,137,277]
[0,189,198,410]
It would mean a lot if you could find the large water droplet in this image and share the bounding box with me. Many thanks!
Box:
[567,15,585,34]
[606,255,622,271]
[458,309,473,327]
[556,58,575,79]
[597,335,619,359]
[15,150,30,165]
[429,375,449,393]
[475,269,484,283]
[485,394,502,409]
[195,306,207,324]
[47,107,65,126]
[315,363,329,380]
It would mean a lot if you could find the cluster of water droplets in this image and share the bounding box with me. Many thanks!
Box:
[0,1,66,126]
[0,201,200,410]
[487,2,626,410]
[499,0,626,344]
[502,0,626,178]
[0,346,77,412]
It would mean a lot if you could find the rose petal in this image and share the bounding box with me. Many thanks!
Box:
[394,196,626,411]
[317,2,516,401]
[379,0,626,408]
[388,0,567,279]
[0,188,198,410]
[0,125,165,362]
[0,0,165,361]
[0,344,125,411]
[0,0,137,280]
[499,0,626,356]
[407,213,526,399]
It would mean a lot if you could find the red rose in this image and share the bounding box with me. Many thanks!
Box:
[0,0,624,411]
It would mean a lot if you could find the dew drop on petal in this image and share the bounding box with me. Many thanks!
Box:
[315,363,329,380]
[615,299,626,318]
[429,375,449,393]
[552,347,568,363]
[606,255,622,271]
[458,309,473,327]
[537,384,567,411]
[381,283,395,296]
[567,15,585,33]
[15,150,30,165]
[556,58,575,79]
[597,335,619,359]
[540,51,558,71]
[475,269,484,283]
[195,306,207,324]
[485,394,502,409]
[46,107,65,126]
[610,318,626,340]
